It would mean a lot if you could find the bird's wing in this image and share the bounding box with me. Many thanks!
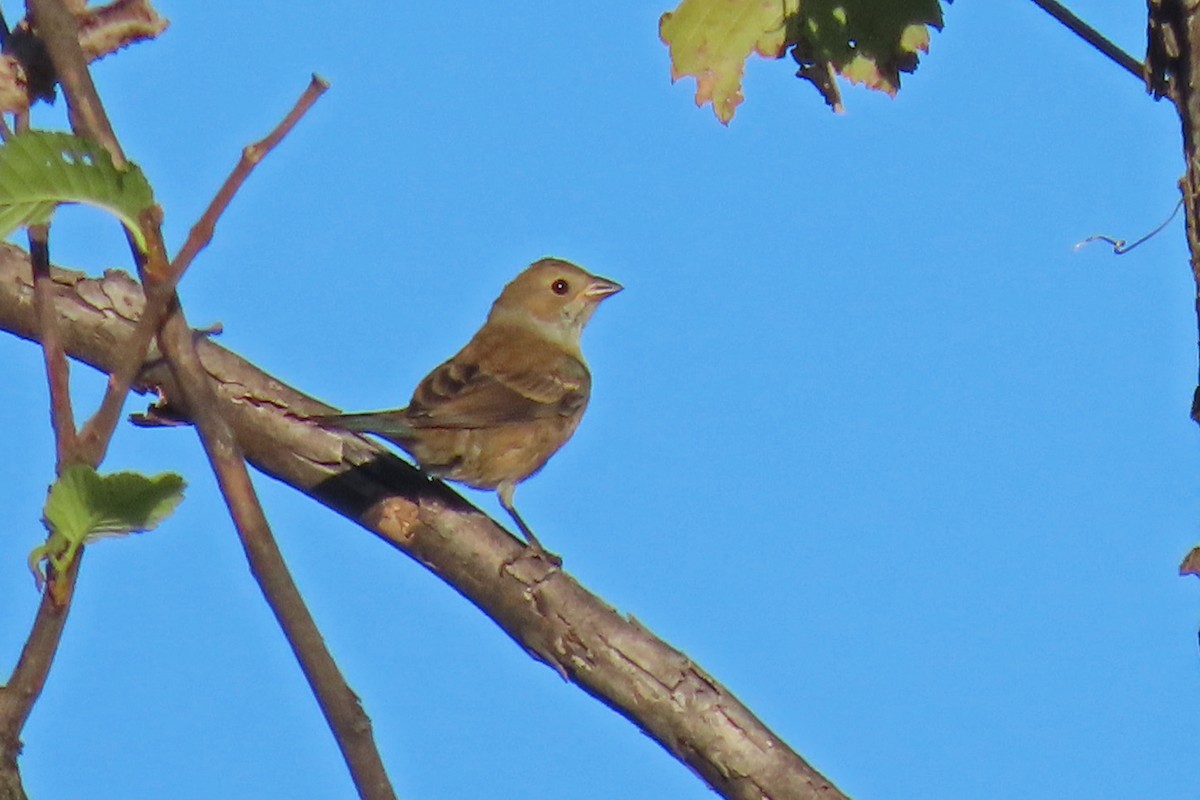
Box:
[406,338,590,429]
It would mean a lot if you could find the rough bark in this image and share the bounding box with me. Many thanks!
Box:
[0,243,847,800]
[1147,0,1200,575]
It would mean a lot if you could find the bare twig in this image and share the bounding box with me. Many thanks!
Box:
[23,3,395,796]
[0,220,81,799]
[0,555,82,708]
[27,224,77,468]
[0,167,83,800]
[0,553,82,800]
[26,0,123,160]
[78,75,326,465]
[1027,0,1148,87]
[172,74,328,276]
[156,314,398,800]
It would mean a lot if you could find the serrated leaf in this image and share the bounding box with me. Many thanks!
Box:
[30,465,186,587]
[660,0,948,121]
[0,130,155,250]
[794,0,944,103]
[44,464,185,541]
[660,0,799,124]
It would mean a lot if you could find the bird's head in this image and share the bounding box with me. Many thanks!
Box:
[489,258,622,352]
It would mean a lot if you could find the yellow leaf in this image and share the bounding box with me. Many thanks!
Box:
[659,0,800,124]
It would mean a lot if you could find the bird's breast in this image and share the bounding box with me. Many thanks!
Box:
[403,414,583,491]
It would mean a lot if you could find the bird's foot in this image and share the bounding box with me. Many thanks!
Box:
[525,540,562,567]
[499,539,562,572]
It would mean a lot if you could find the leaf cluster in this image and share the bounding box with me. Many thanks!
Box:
[660,0,948,122]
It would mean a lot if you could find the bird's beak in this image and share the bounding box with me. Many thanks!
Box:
[584,277,623,300]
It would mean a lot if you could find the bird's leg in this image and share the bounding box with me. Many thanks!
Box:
[506,504,545,550]
[497,483,560,563]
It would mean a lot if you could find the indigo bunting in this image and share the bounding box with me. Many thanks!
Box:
[315,258,622,554]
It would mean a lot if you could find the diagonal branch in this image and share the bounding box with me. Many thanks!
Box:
[26,0,123,160]
[76,74,328,465]
[23,2,395,796]
[0,549,81,800]
[157,306,399,800]
[0,554,81,739]
[1027,0,1148,86]
[0,247,848,800]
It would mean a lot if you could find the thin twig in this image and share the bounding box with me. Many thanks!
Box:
[157,314,398,800]
[0,552,82,800]
[171,74,328,277]
[0,555,82,724]
[31,0,166,468]
[77,75,328,464]
[0,219,83,800]
[26,0,123,163]
[1027,0,1147,85]
[32,0,159,465]
[0,7,98,786]
[24,3,395,796]
[2,9,164,775]
[27,224,77,468]
[0,96,77,800]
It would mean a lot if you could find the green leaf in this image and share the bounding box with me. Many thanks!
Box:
[30,465,186,585]
[659,0,947,121]
[659,0,797,124]
[0,130,156,250]
[792,0,945,108]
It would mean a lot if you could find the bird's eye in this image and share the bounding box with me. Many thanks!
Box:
[551,278,570,295]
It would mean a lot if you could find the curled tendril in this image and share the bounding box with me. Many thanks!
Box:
[1075,196,1184,255]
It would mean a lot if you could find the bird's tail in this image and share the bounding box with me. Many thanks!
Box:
[310,410,415,440]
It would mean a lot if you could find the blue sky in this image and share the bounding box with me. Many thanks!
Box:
[1,1,1197,798]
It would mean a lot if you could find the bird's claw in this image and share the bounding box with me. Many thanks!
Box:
[499,541,562,573]
[526,541,562,567]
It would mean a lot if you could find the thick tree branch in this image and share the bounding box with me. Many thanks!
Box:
[1147,0,1200,576]
[0,246,848,800]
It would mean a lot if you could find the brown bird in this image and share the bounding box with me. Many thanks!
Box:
[314,257,622,554]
